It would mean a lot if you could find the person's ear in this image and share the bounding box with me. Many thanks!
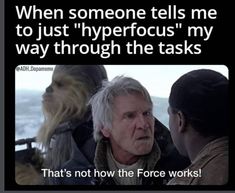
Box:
[177,111,187,133]
[101,128,111,138]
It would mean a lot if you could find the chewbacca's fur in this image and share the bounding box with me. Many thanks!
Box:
[16,65,107,184]
[37,76,90,147]
[15,162,43,185]
[37,74,92,169]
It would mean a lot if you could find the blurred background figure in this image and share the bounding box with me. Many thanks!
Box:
[15,65,108,185]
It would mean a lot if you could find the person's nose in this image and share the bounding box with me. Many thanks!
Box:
[136,113,148,130]
[45,85,53,93]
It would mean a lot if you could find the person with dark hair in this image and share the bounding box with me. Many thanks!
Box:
[167,69,229,185]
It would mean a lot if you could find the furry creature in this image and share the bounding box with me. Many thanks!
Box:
[16,65,107,185]
[37,65,107,171]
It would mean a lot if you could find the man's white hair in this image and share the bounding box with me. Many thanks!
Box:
[89,75,153,141]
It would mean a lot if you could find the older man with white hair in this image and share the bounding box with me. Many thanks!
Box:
[90,76,188,185]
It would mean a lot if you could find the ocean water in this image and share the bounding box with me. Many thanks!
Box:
[15,90,44,150]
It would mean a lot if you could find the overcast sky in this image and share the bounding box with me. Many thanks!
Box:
[15,64,228,98]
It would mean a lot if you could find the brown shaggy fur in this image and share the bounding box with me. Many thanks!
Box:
[15,162,43,185]
[16,65,107,184]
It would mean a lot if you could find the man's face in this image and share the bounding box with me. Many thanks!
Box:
[103,93,155,160]
[168,106,185,156]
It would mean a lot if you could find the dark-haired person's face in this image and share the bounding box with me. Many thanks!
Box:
[168,106,186,156]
